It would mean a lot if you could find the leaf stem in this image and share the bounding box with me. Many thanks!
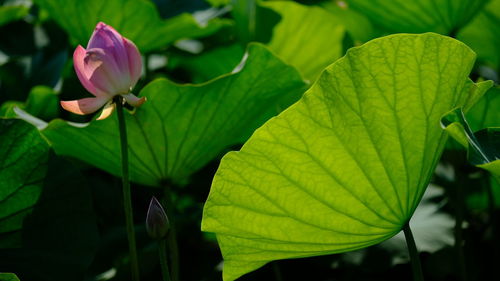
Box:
[454,168,468,281]
[403,222,424,281]
[159,239,172,281]
[116,96,140,281]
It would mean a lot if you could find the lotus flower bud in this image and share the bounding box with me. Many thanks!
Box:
[146,196,170,240]
[60,22,145,120]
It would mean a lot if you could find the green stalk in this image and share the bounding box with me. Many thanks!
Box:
[159,239,172,281]
[162,186,180,281]
[403,222,424,281]
[115,96,140,281]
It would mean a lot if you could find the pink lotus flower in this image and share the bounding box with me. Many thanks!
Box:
[61,22,145,120]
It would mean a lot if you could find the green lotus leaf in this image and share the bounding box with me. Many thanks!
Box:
[0,119,49,248]
[34,0,230,52]
[42,44,306,186]
[348,0,489,34]
[201,33,492,281]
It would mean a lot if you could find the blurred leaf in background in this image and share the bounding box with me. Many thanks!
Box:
[347,0,489,35]
[34,0,231,52]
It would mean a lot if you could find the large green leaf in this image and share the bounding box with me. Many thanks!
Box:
[34,0,229,52]
[263,1,345,81]
[347,0,489,34]
[0,119,49,248]
[42,44,306,186]
[201,33,491,281]
[458,0,500,69]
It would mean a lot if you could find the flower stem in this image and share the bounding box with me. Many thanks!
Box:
[115,96,140,281]
[162,185,180,281]
[159,239,171,281]
[403,222,424,281]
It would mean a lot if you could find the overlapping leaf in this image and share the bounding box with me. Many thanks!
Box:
[348,0,489,34]
[0,119,49,248]
[34,0,229,52]
[466,87,500,130]
[442,109,500,178]
[42,44,306,186]
[202,33,491,280]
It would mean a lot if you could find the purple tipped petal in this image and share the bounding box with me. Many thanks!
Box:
[122,93,146,107]
[123,38,142,87]
[60,97,109,115]
[87,22,130,73]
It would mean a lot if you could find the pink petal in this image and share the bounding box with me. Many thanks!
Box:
[123,38,142,88]
[87,22,129,73]
[122,93,146,107]
[96,101,116,120]
[60,97,109,115]
[86,48,130,94]
[73,46,106,97]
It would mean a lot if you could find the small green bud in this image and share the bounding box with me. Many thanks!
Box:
[146,196,170,240]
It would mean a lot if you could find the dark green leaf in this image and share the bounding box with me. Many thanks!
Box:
[0,153,100,281]
[0,119,49,248]
[43,43,307,186]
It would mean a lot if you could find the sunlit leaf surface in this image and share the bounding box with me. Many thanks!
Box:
[202,33,491,281]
